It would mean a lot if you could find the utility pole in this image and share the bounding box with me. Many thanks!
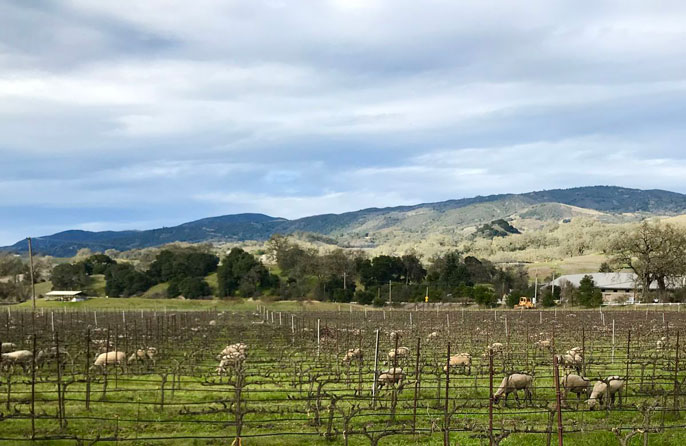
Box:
[343,272,347,290]
[388,279,392,304]
[534,275,538,305]
[28,237,36,313]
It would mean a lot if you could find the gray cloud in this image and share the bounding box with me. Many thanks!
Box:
[2,1,686,244]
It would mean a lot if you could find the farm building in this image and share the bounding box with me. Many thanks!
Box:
[45,290,86,302]
[549,272,684,304]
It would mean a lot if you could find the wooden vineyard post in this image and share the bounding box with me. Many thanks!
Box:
[54,331,65,428]
[413,337,421,434]
[553,353,563,446]
[489,347,494,446]
[372,329,380,408]
[444,342,451,446]
[674,330,680,414]
[31,333,36,440]
[581,326,586,376]
[86,328,91,410]
[625,330,631,405]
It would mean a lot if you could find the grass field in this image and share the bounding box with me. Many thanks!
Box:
[0,307,684,445]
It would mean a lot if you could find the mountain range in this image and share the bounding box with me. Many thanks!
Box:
[6,186,686,257]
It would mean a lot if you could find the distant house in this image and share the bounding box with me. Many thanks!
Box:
[45,290,85,302]
[549,273,683,304]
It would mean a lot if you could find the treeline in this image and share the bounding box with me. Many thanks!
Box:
[45,236,534,305]
[267,235,531,306]
[51,248,278,299]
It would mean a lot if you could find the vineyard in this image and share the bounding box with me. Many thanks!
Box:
[0,306,684,445]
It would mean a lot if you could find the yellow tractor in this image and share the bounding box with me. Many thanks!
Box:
[514,296,535,309]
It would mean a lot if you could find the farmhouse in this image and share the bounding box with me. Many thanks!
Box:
[549,273,675,304]
[45,290,86,302]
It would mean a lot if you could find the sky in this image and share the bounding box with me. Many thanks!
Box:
[2,1,686,245]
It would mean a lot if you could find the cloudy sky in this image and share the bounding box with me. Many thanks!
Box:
[2,1,686,245]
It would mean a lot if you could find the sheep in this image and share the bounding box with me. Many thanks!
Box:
[36,347,72,368]
[342,348,363,364]
[128,347,158,366]
[535,339,553,352]
[587,376,625,410]
[209,320,217,326]
[556,349,583,373]
[493,373,534,406]
[657,337,668,351]
[444,353,472,375]
[219,343,247,359]
[387,346,410,363]
[377,367,404,390]
[390,331,401,343]
[216,350,246,375]
[427,332,439,342]
[0,342,17,352]
[1,350,33,372]
[93,351,126,372]
[561,374,591,404]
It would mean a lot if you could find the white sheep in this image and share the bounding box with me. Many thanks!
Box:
[342,348,363,364]
[0,342,17,352]
[128,347,157,366]
[426,332,439,341]
[587,376,625,410]
[561,374,591,404]
[93,351,126,372]
[387,346,410,363]
[377,367,404,390]
[1,350,33,372]
[444,353,472,375]
[493,373,534,406]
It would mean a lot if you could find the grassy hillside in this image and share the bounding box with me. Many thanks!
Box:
[7,186,686,257]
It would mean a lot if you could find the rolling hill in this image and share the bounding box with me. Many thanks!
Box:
[5,186,686,256]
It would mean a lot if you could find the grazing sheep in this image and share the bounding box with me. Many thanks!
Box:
[36,347,72,368]
[1,350,33,372]
[390,331,400,342]
[587,376,625,410]
[93,351,126,371]
[377,367,404,389]
[561,374,591,403]
[444,353,472,375]
[128,347,158,366]
[342,348,363,364]
[427,332,439,341]
[0,342,17,352]
[387,346,410,363]
[657,337,667,351]
[209,320,217,326]
[556,349,583,373]
[216,352,246,375]
[219,343,247,358]
[493,373,534,406]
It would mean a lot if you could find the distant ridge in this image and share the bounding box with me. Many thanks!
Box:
[5,186,686,256]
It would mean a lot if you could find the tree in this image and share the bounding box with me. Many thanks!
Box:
[610,222,686,300]
[576,275,603,307]
[401,253,427,284]
[82,254,117,275]
[147,250,218,283]
[473,285,498,307]
[599,261,613,273]
[506,290,524,308]
[217,248,276,297]
[427,251,472,287]
[105,263,152,297]
[541,289,556,307]
[168,277,212,299]
[51,263,89,290]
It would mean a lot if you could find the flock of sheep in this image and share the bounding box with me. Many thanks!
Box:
[335,331,628,410]
[0,340,157,373]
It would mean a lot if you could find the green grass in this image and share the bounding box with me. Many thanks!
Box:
[14,296,369,312]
